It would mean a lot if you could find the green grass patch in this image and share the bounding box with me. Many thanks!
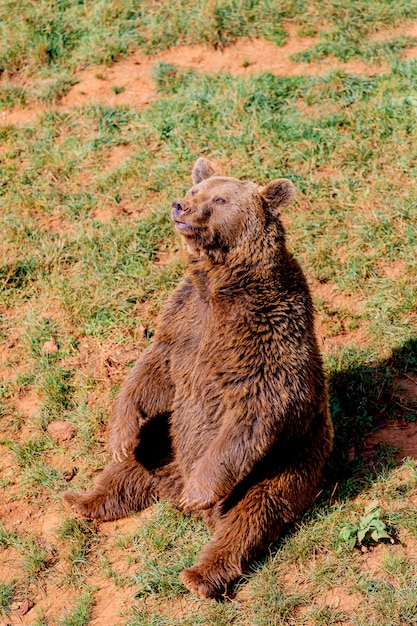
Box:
[57,518,100,582]
[128,501,210,598]
[0,581,15,615]
[2,0,417,84]
[57,589,95,626]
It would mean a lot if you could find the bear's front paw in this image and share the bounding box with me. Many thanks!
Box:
[179,566,226,599]
[108,422,140,463]
[180,477,217,512]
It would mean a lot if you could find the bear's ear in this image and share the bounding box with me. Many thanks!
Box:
[259,179,295,211]
[192,157,215,185]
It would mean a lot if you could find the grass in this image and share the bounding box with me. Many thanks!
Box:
[0,581,15,614]
[0,0,417,624]
[1,0,417,79]
[57,589,95,626]
[57,517,100,582]
[130,501,210,598]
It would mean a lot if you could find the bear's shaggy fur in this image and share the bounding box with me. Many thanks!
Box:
[63,158,333,598]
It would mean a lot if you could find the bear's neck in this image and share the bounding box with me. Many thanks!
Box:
[187,243,290,299]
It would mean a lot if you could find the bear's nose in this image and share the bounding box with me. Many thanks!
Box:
[172,200,184,220]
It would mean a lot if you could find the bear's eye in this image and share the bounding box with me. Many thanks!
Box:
[214,197,227,204]
[190,189,198,197]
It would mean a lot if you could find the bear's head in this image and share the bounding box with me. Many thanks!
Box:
[172,157,295,263]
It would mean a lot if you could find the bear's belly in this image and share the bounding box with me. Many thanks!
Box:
[170,386,226,474]
[169,329,232,474]
[165,298,272,474]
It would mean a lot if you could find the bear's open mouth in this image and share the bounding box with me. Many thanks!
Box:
[174,221,200,233]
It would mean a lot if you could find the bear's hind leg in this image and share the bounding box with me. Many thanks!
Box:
[180,465,321,598]
[179,485,281,598]
[63,457,158,521]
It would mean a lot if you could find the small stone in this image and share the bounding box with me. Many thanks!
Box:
[46,421,77,444]
[138,324,147,338]
[20,599,34,616]
[41,337,58,354]
[85,392,96,407]
[64,467,77,482]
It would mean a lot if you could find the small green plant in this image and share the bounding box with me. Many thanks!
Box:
[57,589,95,626]
[111,85,125,94]
[57,517,99,581]
[0,582,14,614]
[21,538,51,577]
[0,524,54,580]
[99,554,127,587]
[338,501,394,550]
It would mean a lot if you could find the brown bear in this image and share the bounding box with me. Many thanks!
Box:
[63,157,333,599]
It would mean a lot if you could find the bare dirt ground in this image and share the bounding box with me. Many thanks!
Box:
[1,21,417,625]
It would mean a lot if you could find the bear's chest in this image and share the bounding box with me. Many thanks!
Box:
[167,296,265,468]
[169,295,255,392]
